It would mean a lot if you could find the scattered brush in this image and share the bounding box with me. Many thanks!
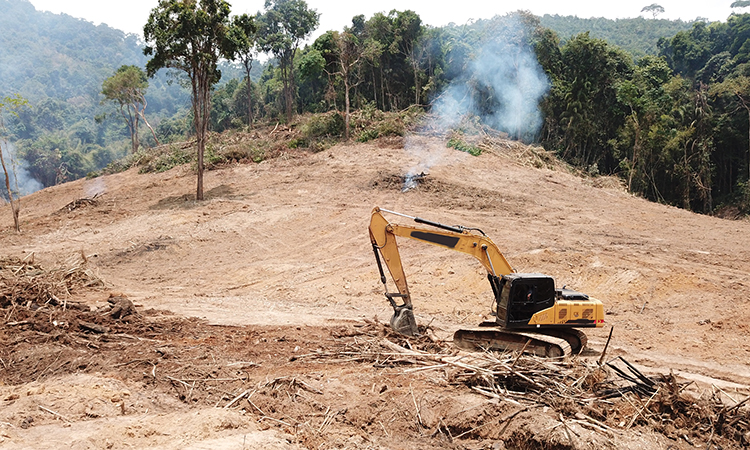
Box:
[299,321,750,448]
[0,253,104,309]
[351,104,424,142]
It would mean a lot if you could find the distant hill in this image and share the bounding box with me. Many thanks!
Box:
[0,0,143,101]
[0,0,270,191]
[0,0,189,123]
[539,15,697,58]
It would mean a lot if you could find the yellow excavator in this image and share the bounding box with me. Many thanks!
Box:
[368,206,605,357]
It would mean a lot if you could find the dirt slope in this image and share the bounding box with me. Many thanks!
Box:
[1,135,749,448]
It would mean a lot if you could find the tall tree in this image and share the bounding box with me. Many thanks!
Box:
[712,75,750,183]
[101,65,160,153]
[0,94,29,232]
[641,4,665,19]
[327,30,365,139]
[615,55,672,192]
[143,0,254,200]
[230,14,258,127]
[256,0,320,122]
[547,32,632,170]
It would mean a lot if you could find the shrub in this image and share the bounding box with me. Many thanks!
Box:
[302,111,344,138]
[139,145,193,173]
[357,129,379,143]
[447,136,482,156]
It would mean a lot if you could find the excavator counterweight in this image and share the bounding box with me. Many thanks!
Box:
[368,207,605,357]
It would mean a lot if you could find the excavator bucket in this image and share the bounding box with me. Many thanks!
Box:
[390,306,418,336]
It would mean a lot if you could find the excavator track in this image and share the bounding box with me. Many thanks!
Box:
[453,326,573,358]
[541,328,588,355]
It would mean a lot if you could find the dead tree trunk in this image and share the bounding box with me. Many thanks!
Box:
[0,142,20,232]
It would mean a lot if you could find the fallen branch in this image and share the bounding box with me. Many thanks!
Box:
[38,405,70,423]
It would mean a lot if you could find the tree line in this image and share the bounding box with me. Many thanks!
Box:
[537,15,750,213]
[189,3,750,214]
[4,0,750,215]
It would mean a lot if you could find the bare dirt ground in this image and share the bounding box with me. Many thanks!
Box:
[1,134,749,449]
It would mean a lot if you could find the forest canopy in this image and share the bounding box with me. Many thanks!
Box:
[2,0,750,215]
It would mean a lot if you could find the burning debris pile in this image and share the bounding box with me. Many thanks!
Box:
[57,193,101,214]
[402,171,429,192]
[370,171,430,192]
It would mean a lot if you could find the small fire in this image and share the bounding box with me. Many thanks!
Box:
[401,172,428,192]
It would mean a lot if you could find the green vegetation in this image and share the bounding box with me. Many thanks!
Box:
[5,0,750,216]
[0,94,29,231]
[143,0,256,200]
[539,15,695,58]
[536,15,750,215]
[447,135,482,156]
[101,65,159,153]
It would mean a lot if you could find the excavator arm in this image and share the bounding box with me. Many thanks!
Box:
[369,206,514,334]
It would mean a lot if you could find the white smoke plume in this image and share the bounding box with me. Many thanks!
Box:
[430,15,549,141]
[84,177,107,199]
[0,140,43,200]
[402,15,549,188]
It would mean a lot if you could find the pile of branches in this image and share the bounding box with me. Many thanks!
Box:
[56,193,101,214]
[603,357,750,447]
[0,253,104,309]
[307,325,750,447]
[479,135,566,171]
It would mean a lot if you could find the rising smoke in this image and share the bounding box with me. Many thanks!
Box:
[0,140,43,201]
[403,14,550,187]
[431,14,550,141]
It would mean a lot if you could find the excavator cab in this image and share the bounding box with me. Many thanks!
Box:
[495,274,556,327]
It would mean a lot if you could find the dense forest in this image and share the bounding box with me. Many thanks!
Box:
[538,15,695,58]
[0,0,261,190]
[1,0,750,216]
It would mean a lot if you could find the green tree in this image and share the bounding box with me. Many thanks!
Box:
[615,56,672,192]
[256,0,320,122]
[229,14,258,127]
[542,32,632,171]
[0,94,29,232]
[641,4,665,19]
[101,65,159,153]
[143,0,254,200]
[712,75,750,183]
[324,30,366,139]
[362,10,424,111]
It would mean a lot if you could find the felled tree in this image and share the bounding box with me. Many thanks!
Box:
[143,0,254,200]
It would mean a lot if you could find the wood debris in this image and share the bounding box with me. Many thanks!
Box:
[57,193,101,213]
[0,254,104,309]
[301,324,750,448]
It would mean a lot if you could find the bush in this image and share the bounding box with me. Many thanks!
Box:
[357,129,379,143]
[350,105,425,142]
[288,137,307,149]
[140,145,193,173]
[302,111,344,138]
[447,136,482,156]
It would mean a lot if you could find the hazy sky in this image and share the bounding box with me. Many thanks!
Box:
[27,0,738,39]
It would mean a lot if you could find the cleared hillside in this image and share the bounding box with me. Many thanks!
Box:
[1,136,748,449]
